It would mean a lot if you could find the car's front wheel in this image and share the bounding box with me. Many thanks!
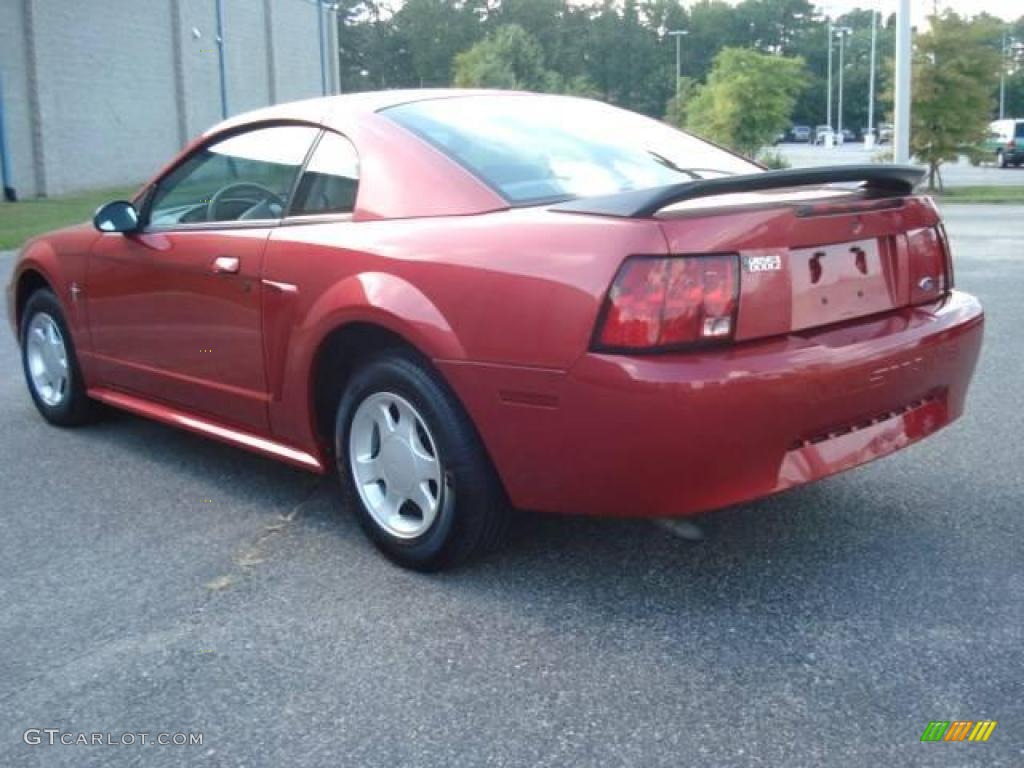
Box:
[20,289,97,426]
[335,349,509,570]
[997,150,1009,168]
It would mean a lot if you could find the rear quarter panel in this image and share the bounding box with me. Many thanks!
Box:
[261,209,667,448]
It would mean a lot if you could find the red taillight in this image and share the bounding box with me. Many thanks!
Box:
[937,223,954,290]
[907,226,951,304]
[596,255,740,351]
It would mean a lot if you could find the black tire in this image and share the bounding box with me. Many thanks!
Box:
[334,348,510,570]
[20,289,98,426]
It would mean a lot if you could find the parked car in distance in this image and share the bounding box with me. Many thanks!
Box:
[814,125,834,144]
[7,90,984,570]
[985,119,1024,167]
[840,128,856,144]
[861,126,882,143]
[878,123,894,144]
[790,125,812,143]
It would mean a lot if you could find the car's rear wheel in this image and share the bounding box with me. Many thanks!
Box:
[20,289,97,426]
[997,150,1008,168]
[335,349,509,570]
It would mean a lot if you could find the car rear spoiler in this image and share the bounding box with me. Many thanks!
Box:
[550,164,926,218]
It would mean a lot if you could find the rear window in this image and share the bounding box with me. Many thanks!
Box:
[382,95,759,205]
[1016,122,1024,139]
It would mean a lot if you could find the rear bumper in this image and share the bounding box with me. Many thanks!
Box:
[441,290,983,517]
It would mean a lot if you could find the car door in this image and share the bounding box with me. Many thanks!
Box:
[86,123,320,432]
[259,130,361,444]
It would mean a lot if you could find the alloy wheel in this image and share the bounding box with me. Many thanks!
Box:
[348,391,444,539]
[25,312,69,407]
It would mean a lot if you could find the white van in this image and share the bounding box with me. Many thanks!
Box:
[986,119,1024,168]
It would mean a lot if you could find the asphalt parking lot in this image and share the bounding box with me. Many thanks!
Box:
[1,204,1022,768]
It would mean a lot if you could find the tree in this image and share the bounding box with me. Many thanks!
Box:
[453,25,554,90]
[581,0,671,115]
[911,11,1002,189]
[487,0,577,78]
[393,0,488,88]
[336,1,415,92]
[980,12,1024,119]
[1009,15,1024,116]
[684,1,750,81]
[335,1,1020,137]
[737,0,817,53]
[663,77,699,128]
[1005,68,1024,120]
[685,47,807,156]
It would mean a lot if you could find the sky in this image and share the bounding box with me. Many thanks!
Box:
[817,0,1022,26]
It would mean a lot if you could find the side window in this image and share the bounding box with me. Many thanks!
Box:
[148,125,318,227]
[290,132,360,216]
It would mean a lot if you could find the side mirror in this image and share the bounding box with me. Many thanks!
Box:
[93,200,140,233]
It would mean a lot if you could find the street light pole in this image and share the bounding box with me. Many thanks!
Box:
[0,70,16,201]
[866,9,877,148]
[826,20,833,131]
[214,0,229,119]
[668,30,688,95]
[1000,30,1007,120]
[836,27,850,144]
[317,0,328,96]
[894,0,912,163]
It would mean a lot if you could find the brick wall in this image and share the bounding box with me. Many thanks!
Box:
[0,0,335,198]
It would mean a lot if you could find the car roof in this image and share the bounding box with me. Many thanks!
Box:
[203,88,520,137]
[192,89,529,221]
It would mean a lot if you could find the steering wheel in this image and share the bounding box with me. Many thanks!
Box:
[207,182,285,221]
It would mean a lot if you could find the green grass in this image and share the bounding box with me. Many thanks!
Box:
[931,185,1024,204]
[0,185,140,250]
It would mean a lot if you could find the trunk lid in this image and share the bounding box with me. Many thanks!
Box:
[654,191,948,340]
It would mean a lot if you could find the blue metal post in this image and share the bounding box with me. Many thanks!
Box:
[317,0,327,96]
[215,0,229,118]
[0,70,16,201]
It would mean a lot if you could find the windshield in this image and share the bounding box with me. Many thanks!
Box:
[382,94,760,205]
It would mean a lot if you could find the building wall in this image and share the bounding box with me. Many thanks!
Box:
[0,0,335,198]
[176,0,224,147]
[268,0,327,104]
[221,0,272,117]
[31,0,182,195]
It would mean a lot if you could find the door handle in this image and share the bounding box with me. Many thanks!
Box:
[211,255,240,274]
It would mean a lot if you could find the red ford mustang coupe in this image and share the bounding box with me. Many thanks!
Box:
[7,90,983,569]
